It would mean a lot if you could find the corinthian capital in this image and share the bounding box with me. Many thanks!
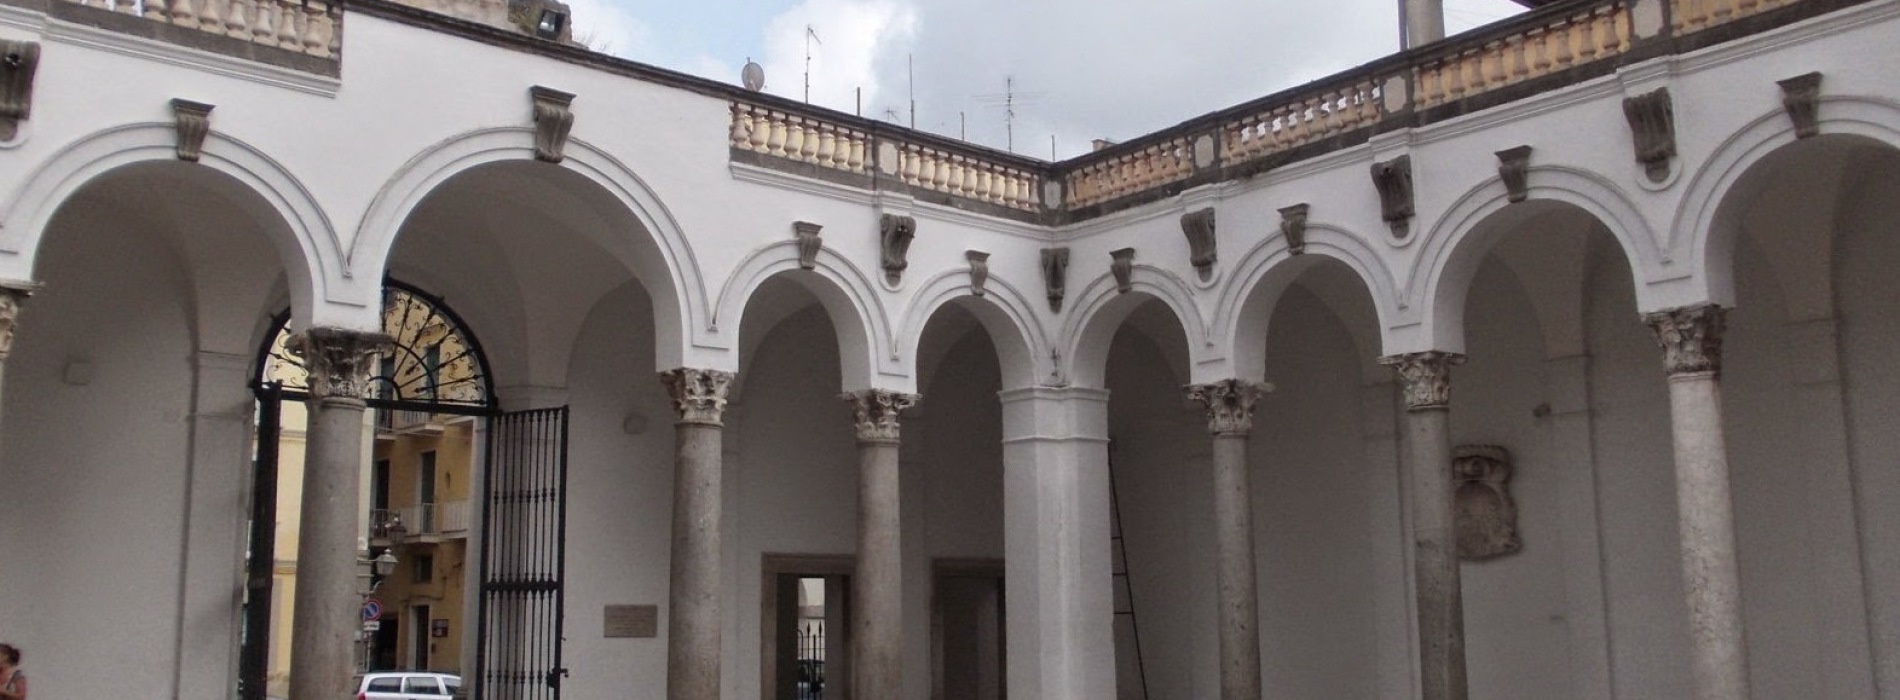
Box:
[1184,379,1271,436]
[0,282,38,361]
[661,368,735,426]
[286,327,394,402]
[1381,351,1466,410]
[840,389,918,443]
[1645,304,1726,376]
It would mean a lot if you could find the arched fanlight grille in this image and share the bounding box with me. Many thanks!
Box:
[257,280,494,412]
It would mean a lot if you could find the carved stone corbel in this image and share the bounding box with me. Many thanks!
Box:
[1622,88,1676,183]
[966,250,990,297]
[1778,72,1822,139]
[1278,203,1310,255]
[1454,444,1522,560]
[1496,145,1532,203]
[1370,155,1414,237]
[170,99,215,163]
[792,221,823,270]
[1179,208,1218,280]
[530,86,576,163]
[1041,247,1070,313]
[0,41,40,141]
[1110,248,1135,294]
[879,214,916,285]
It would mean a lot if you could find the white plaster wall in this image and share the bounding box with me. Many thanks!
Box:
[559,280,675,699]
[0,189,198,698]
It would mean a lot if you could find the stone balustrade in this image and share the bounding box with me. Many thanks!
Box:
[723,0,1841,218]
[57,0,341,58]
[1066,136,1196,210]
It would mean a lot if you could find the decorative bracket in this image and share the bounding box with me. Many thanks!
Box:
[1110,248,1135,294]
[792,221,822,270]
[1370,155,1414,238]
[170,99,215,163]
[1179,208,1218,280]
[1777,72,1822,139]
[1041,247,1070,313]
[1622,88,1676,183]
[878,214,916,285]
[1496,145,1532,203]
[530,86,576,163]
[0,41,40,141]
[966,250,991,297]
[1454,444,1522,560]
[1278,203,1310,255]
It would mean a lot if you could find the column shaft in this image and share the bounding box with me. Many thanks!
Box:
[1648,305,1750,700]
[286,327,390,700]
[842,388,915,700]
[661,369,734,700]
[1212,433,1261,700]
[1382,352,1468,700]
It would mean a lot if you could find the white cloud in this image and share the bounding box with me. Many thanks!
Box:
[758,0,917,114]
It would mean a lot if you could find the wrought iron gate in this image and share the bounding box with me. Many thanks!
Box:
[476,407,570,700]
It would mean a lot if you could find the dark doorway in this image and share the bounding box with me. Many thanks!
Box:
[932,560,1005,700]
[374,619,400,670]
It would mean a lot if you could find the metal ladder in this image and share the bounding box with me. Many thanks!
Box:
[1108,441,1151,699]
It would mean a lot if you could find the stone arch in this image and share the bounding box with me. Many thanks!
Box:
[0,122,333,327]
[1681,97,1900,315]
[352,127,704,370]
[897,268,1049,390]
[1215,222,1397,382]
[1062,263,1205,388]
[1408,165,1658,354]
[717,239,892,392]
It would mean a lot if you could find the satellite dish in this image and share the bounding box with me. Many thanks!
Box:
[742,60,765,91]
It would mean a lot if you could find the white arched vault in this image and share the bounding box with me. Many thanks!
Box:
[1061,263,1207,389]
[352,127,705,371]
[716,240,893,392]
[1405,165,1659,354]
[0,122,333,328]
[1215,222,1397,382]
[897,267,1049,390]
[1680,97,1900,317]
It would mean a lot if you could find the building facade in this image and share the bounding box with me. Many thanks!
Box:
[0,0,1897,698]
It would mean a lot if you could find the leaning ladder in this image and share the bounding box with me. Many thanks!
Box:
[1108,441,1151,699]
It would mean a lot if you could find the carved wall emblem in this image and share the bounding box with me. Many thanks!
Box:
[1370,155,1414,237]
[530,86,576,163]
[1278,203,1309,255]
[1179,208,1218,280]
[1622,88,1676,183]
[1454,445,1522,561]
[1496,145,1532,203]
[171,99,214,163]
[879,214,916,285]
[0,41,40,141]
[1110,248,1135,294]
[792,221,823,270]
[1778,72,1822,139]
[966,250,991,297]
[1041,247,1070,312]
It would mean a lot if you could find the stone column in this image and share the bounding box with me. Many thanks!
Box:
[0,281,37,433]
[286,327,391,700]
[1380,351,1468,700]
[661,368,735,700]
[842,388,918,700]
[1645,305,1750,700]
[1185,379,1269,700]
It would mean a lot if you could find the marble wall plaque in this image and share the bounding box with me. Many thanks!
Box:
[604,604,659,638]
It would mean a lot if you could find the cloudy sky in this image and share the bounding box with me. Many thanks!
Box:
[562,0,1528,159]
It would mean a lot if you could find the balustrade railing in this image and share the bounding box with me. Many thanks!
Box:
[53,0,341,58]
[1066,135,1196,210]
[1219,75,1393,170]
[1673,0,1807,32]
[1414,1,1631,110]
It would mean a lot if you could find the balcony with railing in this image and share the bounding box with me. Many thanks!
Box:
[730,0,1868,221]
[3,0,343,74]
[376,409,447,437]
[370,500,471,543]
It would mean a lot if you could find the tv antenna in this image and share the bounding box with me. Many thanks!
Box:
[804,25,822,103]
[975,76,1043,153]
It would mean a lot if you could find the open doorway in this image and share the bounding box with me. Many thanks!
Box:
[763,555,852,700]
[932,560,1005,700]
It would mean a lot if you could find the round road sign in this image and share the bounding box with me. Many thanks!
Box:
[362,598,383,622]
